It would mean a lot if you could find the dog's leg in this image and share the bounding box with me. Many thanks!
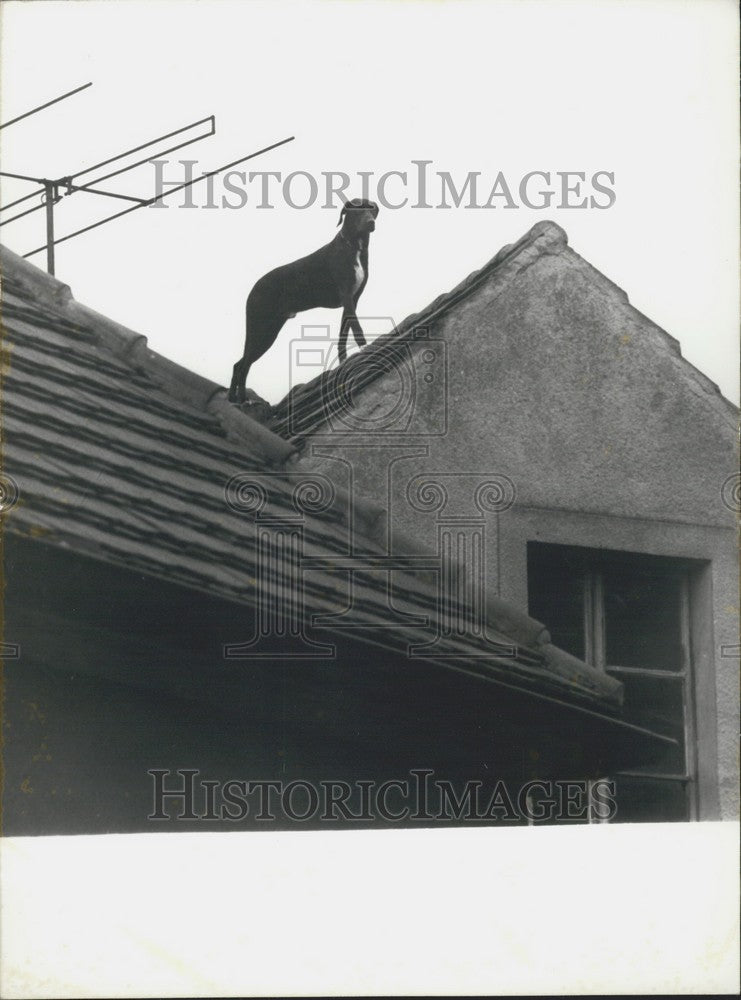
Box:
[229,357,250,404]
[338,309,352,363]
[338,305,366,362]
[350,293,366,348]
[230,295,288,403]
[351,317,366,349]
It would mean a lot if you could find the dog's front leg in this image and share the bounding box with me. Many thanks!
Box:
[350,293,366,348]
[351,316,366,349]
[338,309,349,363]
[338,304,366,363]
[338,307,353,363]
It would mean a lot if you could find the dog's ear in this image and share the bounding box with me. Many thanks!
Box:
[337,203,348,227]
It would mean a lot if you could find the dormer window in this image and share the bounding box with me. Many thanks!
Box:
[527,542,700,822]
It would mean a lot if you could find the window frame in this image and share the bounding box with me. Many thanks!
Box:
[527,543,700,822]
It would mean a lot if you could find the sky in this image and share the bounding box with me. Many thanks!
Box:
[1,5,739,994]
[1,0,738,406]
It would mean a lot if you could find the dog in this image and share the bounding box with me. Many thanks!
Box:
[228,198,379,404]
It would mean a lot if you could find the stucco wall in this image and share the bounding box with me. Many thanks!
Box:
[293,223,739,819]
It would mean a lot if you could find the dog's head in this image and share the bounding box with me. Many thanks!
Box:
[338,198,379,235]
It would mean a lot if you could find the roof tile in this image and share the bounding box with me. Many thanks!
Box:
[1,239,629,714]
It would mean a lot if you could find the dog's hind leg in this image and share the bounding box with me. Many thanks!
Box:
[229,357,250,404]
[229,305,288,404]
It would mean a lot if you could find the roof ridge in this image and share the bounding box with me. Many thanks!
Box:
[269,220,568,435]
[0,243,293,465]
[270,219,738,437]
[0,244,74,307]
[558,243,739,420]
[390,219,567,336]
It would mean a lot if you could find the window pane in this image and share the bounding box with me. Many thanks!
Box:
[603,568,683,671]
[527,547,584,660]
[608,671,687,775]
[611,776,690,823]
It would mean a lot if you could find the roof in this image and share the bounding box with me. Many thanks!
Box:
[269,220,737,443]
[0,241,634,717]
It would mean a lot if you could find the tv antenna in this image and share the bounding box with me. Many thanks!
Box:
[0,81,93,131]
[0,83,294,275]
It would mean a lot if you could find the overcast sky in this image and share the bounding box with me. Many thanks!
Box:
[1,0,738,405]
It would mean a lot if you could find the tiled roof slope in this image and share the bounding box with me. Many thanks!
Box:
[269,220,736,441]
[0,243,636,717]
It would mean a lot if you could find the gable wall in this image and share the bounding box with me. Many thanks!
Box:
[295,235,739,819]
